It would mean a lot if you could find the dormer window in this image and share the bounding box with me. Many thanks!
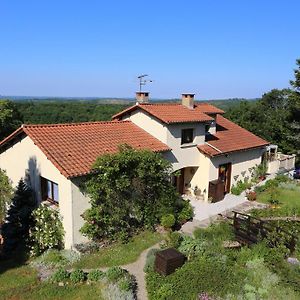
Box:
[181,128,194,144]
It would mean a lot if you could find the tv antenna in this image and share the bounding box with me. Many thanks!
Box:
[138,74,153,92]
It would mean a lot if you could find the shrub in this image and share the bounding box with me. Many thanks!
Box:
[177,201,194,224]
[29,204,64,256]
[87,269,105,282]
[81,146,181,242]
[160,214,175,229]
[0,169,13,224]
[70,269,85,284]
[144,248,160,272]
[177,236,205,260]
[51,267,69,283]
[118,275,135,292]
[106,266,126,282]
[231,179,252,195]
[162,232,183,249]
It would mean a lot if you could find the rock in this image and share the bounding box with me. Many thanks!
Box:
[287,257,300,266]
[58,282,64,286]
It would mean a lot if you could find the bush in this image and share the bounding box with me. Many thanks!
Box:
[87,269,105,282]
[81,146,181,242]
[29,204,64,256]
[144,248,160,272]
[118,275,135,292]
[231,179,252,195]
[106,266,126,282]
[160,214,175,229]
[178,236,205,260]
[70,269,85,284]
[51,267,69,283]
[0,169,13,224]
[162,232,183,249]
[177,201,194,224]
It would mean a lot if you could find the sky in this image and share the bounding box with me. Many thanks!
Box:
[0,0,300,99]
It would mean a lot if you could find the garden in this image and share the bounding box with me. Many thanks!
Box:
[145,175,300,300]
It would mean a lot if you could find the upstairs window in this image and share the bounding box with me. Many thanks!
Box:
[41,177,59,204]
[181,128,194,144]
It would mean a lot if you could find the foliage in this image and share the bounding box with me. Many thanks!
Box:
[231,178,252,195]
[81,145,180,241]
[160,214,175,229]
[177,200,194,224]
[178,236,205,260]
[87,269,105,282]
[1,179,36,253]
[162,232,183,249]
[144,248,160,272]
[70,269,86,284]
[253,162,267,180]
[15,101,129,124]
[51,267,70,283]
[0,99,23,140]
[74,230,163,269]
[225,59,300,162]
[0,168,13,224]
[32,249,81,268]
[29,204,64,256]
[106,267,126,283]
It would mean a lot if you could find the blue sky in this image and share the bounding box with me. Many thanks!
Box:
[1,0,299,99]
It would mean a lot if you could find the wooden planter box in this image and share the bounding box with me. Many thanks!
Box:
[154,248,186,276]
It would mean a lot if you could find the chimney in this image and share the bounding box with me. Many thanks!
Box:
[181,93,195,109]
[136,91,149,104]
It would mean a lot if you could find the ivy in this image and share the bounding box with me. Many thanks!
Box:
[81,145,182,241]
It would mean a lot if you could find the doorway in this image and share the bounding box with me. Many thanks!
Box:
[218,163,232,194]
[174,169,185,194]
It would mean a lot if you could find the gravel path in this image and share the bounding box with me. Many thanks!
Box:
[121,242,161,300]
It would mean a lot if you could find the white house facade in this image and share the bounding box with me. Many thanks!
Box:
[0,92,283,248]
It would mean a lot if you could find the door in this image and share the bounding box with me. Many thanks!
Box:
[173,169,185,194]
[218,163,232,194]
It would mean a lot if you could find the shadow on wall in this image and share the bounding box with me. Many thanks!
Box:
[25,156,41,203]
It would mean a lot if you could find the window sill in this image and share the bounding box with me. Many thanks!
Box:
[42,199,59,210]
[180,143,197,149]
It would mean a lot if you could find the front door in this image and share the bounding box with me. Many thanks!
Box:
[173,169,185,194]
[218,163,232,194]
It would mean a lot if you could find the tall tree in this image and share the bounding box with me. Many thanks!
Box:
[0,169,13,224]
[0,100,23,140]
[289,59,300,156]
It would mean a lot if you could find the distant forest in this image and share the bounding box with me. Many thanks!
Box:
[12,98,248,124]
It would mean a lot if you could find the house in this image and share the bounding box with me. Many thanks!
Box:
[0,92,272,248]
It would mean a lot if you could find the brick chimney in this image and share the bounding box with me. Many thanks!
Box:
[181,93,195,109]
[136,92,149,104]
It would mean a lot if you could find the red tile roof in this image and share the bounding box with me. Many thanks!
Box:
[198,115,269,157]
[196,103,224,114]
[112,103,214,124]
[0,121,170,178]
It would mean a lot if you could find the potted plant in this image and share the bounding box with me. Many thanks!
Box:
[246,191,257,201]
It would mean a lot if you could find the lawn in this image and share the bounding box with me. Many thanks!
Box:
[74,230,163,268]
[0,259,104,300]
[253,178,300,217]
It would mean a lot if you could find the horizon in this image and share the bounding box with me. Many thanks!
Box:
[1,1,299,98]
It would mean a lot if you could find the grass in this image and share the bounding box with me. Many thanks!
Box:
[0,258,104,300]
[74,230,163,268]
[257,188,300,208]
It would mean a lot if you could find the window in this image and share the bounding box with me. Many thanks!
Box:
[41,177,59,203]
[181,128,194,144]
[205,124,210,133]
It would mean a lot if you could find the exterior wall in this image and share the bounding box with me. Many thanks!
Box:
[123,109,207,172]
[123,110,168,144]
[0,136,74,249]
[209,148,264,187]
[70,177,91,245]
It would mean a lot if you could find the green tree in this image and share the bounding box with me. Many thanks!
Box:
[81,145,181,241]
[0,169,13,224]
[0,100,23,140]
[1,179,36,252]
[289,59,300,158]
